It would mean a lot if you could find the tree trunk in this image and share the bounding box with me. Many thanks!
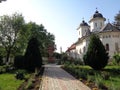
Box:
[6,49,11,64]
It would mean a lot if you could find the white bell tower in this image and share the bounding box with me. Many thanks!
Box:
[77,20,90,38]
[89,9,106,32]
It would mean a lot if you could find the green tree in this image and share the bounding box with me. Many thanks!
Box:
[0,13,25,63]
[24,38,42,71]
[26,22,55,57]
[114,11,120,29]
[12,23,31,56]
[83,34,109,70]
[115,11,120,22]
[54,52,61,59]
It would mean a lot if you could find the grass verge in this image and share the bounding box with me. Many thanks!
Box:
[0,73,24,90]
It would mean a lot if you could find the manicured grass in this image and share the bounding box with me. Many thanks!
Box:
[0,73,24,90]
[104,65,120,89]
[63,64,120,90]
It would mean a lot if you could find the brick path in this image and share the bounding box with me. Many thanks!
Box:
[40,64,91,90]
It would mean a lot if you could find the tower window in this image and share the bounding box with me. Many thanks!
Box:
[100,22,102,27]
[95,23,97,27]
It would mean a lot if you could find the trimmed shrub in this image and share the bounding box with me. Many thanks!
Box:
[0,56,3,65]
[15,72,24,80]
[14,55,25,69]
[83,34,109,70]
[15,69,26,80]
[24,38,42,72]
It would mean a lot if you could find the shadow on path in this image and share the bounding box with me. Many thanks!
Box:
[41,64,91,90]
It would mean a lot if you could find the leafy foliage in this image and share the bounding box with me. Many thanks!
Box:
[114,11,120,29]
[24,38,42,72]
[114,11,120,22]
[83,34,109,70]
[25,22,55,57]
[0,13,55,64]
[113,53,120,65]
[0,13,25,62]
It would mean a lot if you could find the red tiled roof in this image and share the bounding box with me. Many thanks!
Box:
[66,44,76,52]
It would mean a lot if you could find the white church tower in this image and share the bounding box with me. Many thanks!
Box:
[89,10,106,32]
[77,20,90,38]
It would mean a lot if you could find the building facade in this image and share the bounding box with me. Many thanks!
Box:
[66,10,120,60]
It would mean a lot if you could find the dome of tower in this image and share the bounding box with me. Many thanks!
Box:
[80,20,89,26]
[89,10,106,22]
[92,10,103,18]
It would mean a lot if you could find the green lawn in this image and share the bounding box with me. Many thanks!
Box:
[0,73,24,90]
[103,66,120,89]
[63,64,120,90]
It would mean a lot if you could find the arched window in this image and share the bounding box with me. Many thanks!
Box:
[83,46,86,53]
[106,43,109,51]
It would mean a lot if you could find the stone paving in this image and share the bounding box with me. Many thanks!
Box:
[40,64,91,90]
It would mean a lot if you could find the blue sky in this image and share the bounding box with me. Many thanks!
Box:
[0,0,120,52]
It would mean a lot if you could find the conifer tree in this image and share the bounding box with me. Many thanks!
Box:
[24,37,42,71]
[83,34,109,70]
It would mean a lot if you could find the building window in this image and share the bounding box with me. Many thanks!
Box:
[115,42,119,52]
[106,43,109,51]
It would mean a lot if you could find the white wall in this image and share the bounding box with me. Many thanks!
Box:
[78,26,89,38]
[90,18,104,32]
[100,32,120,58]
[76,38,89,60]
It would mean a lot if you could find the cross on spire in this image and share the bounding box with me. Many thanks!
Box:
[108,19,110,23]
[96,7,98,11]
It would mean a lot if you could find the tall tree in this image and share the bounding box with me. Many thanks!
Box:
[114,11,120,29]
[11,22,55,57]
[83,34,109,70]
[26,22,55,57]
[0,13,25,63]
[24,38,42,71]
[12,23,31,56]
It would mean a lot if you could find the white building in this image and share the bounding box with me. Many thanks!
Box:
[66,10,120,60]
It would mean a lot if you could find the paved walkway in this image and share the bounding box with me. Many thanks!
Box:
[40,64,91,90]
